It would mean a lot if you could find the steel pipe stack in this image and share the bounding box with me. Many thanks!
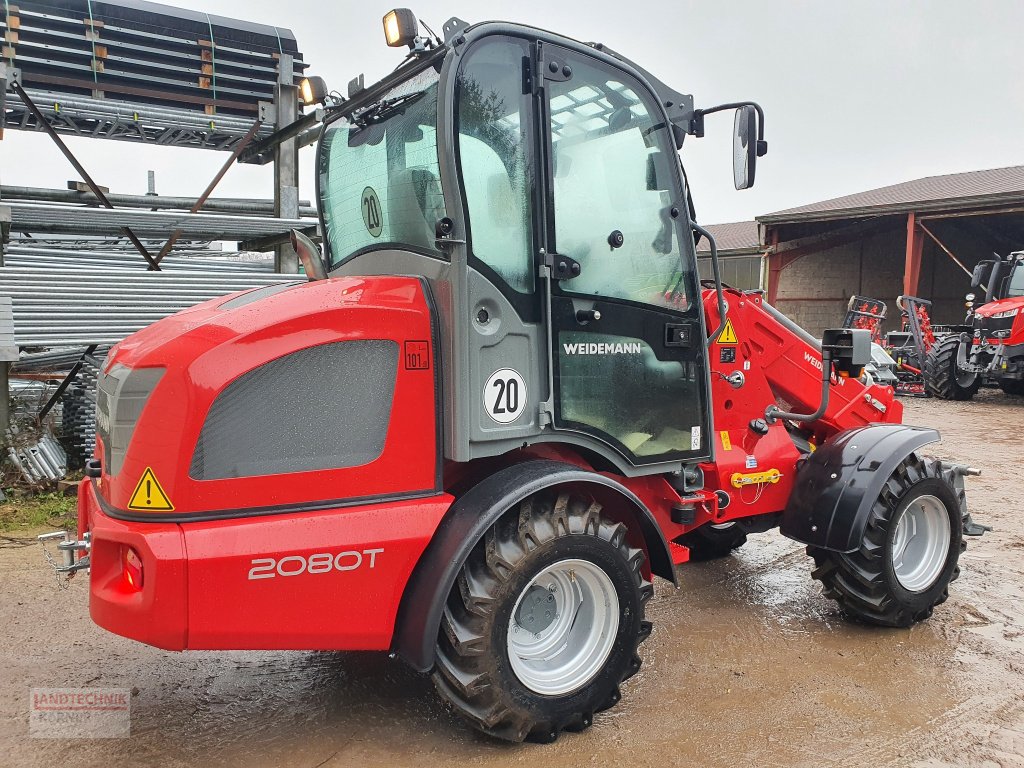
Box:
[2,266,299,346]
[61,358,99,470]
[2,0,308,151]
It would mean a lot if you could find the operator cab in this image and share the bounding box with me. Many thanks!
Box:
[1002,255,1024,299]
[970,252,1024,305]
[313,16,765,476]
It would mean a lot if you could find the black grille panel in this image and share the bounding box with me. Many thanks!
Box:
[190,341,399,480]
[975,313,1016,336]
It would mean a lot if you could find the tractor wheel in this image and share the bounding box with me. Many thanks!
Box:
[675,522,747,561]
[924,335,980,400]
[432,492,652,743]
[808,453,964,628]
[999,378,1024,396]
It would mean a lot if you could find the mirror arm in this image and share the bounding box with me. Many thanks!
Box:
[690,101,768,155]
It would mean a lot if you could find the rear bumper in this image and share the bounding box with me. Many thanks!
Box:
[79,479,452,652]
[80,480,189,650]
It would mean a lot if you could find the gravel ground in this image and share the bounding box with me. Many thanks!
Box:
[1,389,1022,767]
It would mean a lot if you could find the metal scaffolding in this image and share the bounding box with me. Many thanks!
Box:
[0,0,327,456]
[1,186,317,216]
[1,0,306,123]
[5,201,316,240]
[4,87,276,149]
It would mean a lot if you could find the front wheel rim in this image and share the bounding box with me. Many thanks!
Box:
[955,367,977,388]
[506,558,620,696]
[891,495,952,592]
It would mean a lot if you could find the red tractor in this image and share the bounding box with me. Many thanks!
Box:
[43,12,984,743]
[926,251,1024,399]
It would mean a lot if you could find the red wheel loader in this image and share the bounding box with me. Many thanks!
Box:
[42,11,985,743]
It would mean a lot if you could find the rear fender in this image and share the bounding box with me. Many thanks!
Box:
[781,425,940,552]
[391,459,675,672]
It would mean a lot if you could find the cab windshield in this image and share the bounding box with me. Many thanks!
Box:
[319,68,447,268]
[1007,263,1024,298]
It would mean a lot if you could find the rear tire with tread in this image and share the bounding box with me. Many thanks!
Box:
[432,492,653,743]
[808,453,965,628]
[925,335,979,400]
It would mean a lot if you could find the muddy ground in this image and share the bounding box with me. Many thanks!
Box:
[1,391,1022,767]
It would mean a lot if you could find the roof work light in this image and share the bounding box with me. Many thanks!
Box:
[383,8,418,48]
[300,76,328,106]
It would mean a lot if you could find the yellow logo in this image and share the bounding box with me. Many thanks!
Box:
[127,467,174,511]
[720,431,732,451]
[718,318,738,345]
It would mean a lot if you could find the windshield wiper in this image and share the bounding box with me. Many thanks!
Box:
[351,91,426,128]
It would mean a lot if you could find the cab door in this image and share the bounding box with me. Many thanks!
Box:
[540,44,711,465]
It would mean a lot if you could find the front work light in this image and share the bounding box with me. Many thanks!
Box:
[300,76,328,106]
[383,8,418,48]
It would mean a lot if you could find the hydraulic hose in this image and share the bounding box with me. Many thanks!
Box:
[765,349,833,424]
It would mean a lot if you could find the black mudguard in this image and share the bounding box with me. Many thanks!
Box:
[392,459,675,673]
[781,424,940,553]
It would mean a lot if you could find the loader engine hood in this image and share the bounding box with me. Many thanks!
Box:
[973,295,1024,319]
[95,275,438,518]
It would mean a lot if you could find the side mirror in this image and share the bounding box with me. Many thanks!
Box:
[987,258,1005,303]
[733,105,757,190]
[290,229,327,281]
[971,259,993,290]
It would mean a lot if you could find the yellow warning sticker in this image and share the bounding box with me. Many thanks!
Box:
[127,467,174,511]
[720,431,732,451]
[718,318,738,345]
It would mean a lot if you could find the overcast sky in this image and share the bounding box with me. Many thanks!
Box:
[4,0,1023,225]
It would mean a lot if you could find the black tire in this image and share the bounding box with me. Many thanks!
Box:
[924,335,980,400]
[432,492,653,743]
[675,522,747,561]
[808,454,965,628]
[999,378,1024,396]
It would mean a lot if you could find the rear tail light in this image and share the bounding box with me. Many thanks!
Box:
[122,546,144,590]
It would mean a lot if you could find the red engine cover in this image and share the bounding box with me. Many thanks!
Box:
[81,276,450,651]
[100,276,439,515]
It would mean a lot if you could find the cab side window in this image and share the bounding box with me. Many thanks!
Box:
[548,60,692,311]
[456,39,535,295]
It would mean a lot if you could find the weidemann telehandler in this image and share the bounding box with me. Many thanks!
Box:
[43,10,985,743]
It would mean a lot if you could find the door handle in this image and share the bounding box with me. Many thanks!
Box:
[665,323,691,347]
[576,309,602,324]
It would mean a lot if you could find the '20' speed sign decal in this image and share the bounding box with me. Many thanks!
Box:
[484,368,527,424]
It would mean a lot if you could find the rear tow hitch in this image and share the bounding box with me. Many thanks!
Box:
[38,530,91,589]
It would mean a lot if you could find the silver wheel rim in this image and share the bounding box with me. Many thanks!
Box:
[506,558,619,696]
[955,367,977,388]
[891,495,951,592]
[709,522,736,530]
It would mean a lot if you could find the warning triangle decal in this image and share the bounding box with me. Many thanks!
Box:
[718,318,738,345]
[127,467,174,511]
